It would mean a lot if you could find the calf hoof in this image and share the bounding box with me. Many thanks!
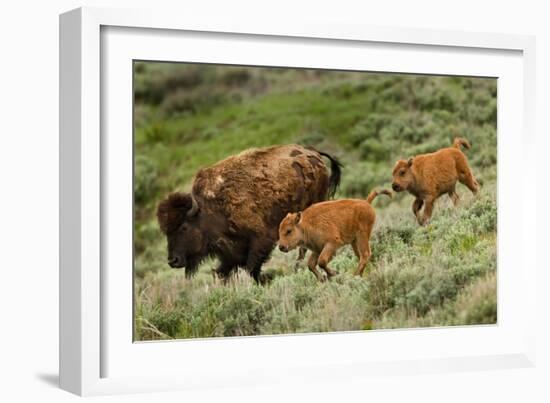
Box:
[315,273,327,282]
[418,217,430,226]
[326,269,338,279]
[293,261,302,273]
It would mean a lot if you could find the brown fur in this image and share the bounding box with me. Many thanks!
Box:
[191,145,340,234]
[277,189,392,281]
[157,144,342,282]
[391,137,479,225]
[453,137,471,150]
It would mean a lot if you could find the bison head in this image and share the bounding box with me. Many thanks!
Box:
[391,158,415,192]
[156,192,205,277]
[278,212,304,253]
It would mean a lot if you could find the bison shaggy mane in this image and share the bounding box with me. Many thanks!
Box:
[156,192,194,234]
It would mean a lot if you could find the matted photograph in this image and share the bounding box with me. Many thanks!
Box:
[133,62,497,341]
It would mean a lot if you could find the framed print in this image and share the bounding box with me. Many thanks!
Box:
[59,7,537,396]
[133,62,499,341]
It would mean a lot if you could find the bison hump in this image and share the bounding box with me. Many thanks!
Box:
[192,145,329,233]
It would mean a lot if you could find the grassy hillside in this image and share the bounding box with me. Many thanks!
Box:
[133,62,497,340]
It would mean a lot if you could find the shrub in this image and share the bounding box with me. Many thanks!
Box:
[452,273,497,325]
[134,155,157,204]
[296,129,328,147]
[160,87,235,117]
[134,63,206,105]
[220,68,252,86]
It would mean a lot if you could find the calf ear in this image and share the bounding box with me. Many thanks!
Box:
[407,157,414,167]
[295,211,302,224]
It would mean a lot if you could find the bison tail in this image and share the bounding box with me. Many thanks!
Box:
[453,137,471,150]
[366,189,393,204]
[318,151,343,199]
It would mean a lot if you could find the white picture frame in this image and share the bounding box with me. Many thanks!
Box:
[59,6,537,396]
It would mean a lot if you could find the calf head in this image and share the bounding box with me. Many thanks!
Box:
[278,212,303,253]
[392,158,415,192]
[156,192,206,277]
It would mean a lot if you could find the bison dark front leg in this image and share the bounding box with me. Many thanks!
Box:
[246,237,275,284]
[212,260,238,283]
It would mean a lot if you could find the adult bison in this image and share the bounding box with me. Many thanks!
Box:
[156,144,342,282]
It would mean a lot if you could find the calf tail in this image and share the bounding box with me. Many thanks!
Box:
[318,150,343,199]
[453,137,471,151]
[366,189,393,204]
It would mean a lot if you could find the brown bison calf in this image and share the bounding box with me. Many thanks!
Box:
[391,137,479,225]
[278,189,392,281]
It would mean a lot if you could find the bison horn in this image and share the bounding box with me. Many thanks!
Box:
[187,193,200,217]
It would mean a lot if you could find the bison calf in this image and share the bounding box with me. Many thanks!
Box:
[278,189,392,281]
[391,137,479,225]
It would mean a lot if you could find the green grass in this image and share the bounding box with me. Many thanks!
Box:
[133,62,497,340]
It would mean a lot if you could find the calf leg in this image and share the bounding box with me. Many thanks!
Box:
[306,252,324,282]
[297,247,307,261]
[412,198,424,223]
[448,189,460,206]
[294,247,307,272]
[420,196,436,226]
[459,169,479,195]
[317,243,339,279]
[353,233,372,277]
[351,242,360,259]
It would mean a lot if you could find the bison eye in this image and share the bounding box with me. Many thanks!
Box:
[286,229,292,235]
[400,170,405,176]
